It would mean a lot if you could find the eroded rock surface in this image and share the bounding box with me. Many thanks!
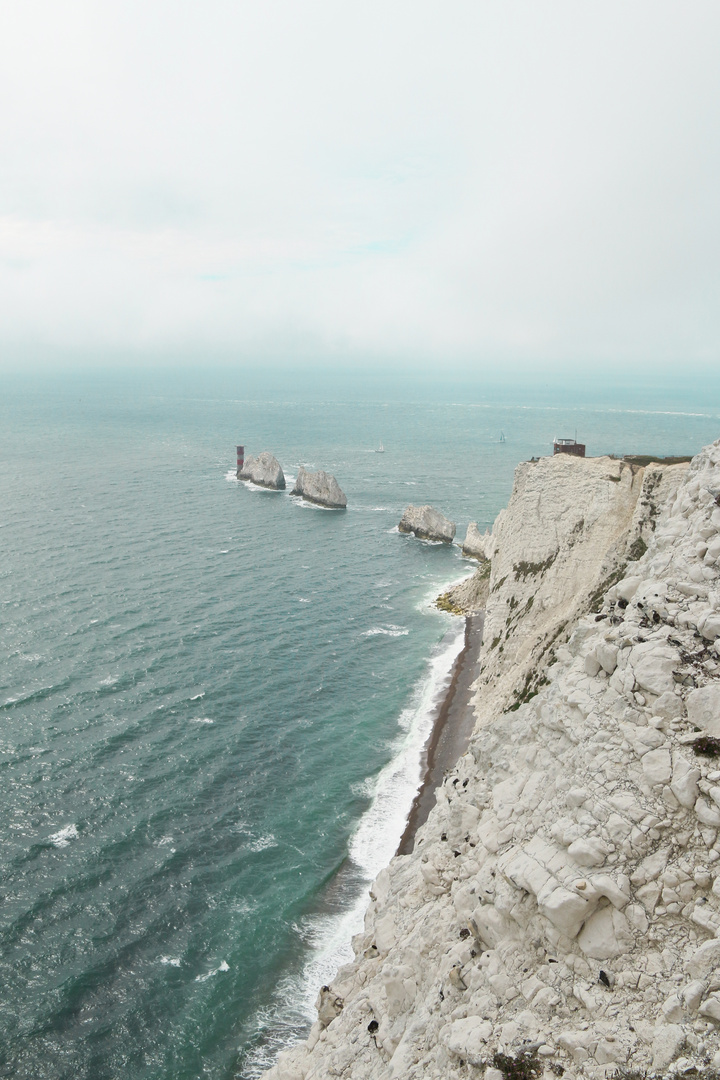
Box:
[292,467,347,509]
[262,441,720,1080]
[437,564,491,616]
[238,451,285,490]
[462,522,495,560]
[399,505,456,543]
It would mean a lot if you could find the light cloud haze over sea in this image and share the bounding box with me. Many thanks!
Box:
[1,1,719,373]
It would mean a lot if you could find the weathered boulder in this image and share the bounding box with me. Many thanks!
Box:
[654,690,685,720]
[628,642,678,697]
[652,1025,686,1070]
[442,1017,493,1066]
[461,522,493,559]
[291,467,347,509]
[315,985,344,1028]
[238,451,285,490]
[577,905,633,960]
[687,684,720,737]
[399,505,456,543]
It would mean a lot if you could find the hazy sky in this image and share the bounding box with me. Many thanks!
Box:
[1,1,719,371]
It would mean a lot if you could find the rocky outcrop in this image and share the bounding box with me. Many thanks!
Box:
[472,455,687,730]
[292,467,347,509]
[462,522,495,560]
[399,505,456,543]
[437,564,491,616]
[238,451,285,490]
[263,441,720,1080]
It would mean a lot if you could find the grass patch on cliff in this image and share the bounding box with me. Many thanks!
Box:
[508,668,550,711]
[492,1049,542,1080]
[588,563,627,614]
[623,454,692,467]
[691,736,720,757]
[513,552,557,580]
[627,536,648,562]
[436,592,465,616]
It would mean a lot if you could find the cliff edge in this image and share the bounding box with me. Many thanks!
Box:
[263,443,720,1080]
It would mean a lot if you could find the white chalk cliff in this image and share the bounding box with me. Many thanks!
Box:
[263,442,720,1080]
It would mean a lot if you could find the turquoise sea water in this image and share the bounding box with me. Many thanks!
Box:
[2,367,719,1079]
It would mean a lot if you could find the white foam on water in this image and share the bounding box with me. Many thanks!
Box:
[361,625,409,638]
[190,717,214,724]
[246,621,466,1058]
[225,470,238,482]
[219,549,229,554]
[298,598,311,603]
[248,834,277,853]
[190,692,204,700]
[293,498,338,512]
[157,836,174,846]
[160,956,182,967]
[195,960,230,982]
[349,623,465,876]
[49,824,79,848]
[99,675,118,687]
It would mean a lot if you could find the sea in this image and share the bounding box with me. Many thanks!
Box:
[1,365,719,1080]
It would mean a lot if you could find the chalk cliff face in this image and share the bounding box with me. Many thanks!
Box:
[239,451,286,490]
[264,443,720,1080]
[292,467,347,508]
[399,505,456,543]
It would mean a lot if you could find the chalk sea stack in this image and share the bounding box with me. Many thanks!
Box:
[238,451,286,490]
[291,467,347,509]
[398,504,455,543]
[461,520,494,559]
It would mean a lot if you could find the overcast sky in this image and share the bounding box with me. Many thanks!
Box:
[1,1,719,372]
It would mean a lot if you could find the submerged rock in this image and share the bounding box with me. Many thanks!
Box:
[238,451,285,490]
[291,467,347,508]
[398,505,455,543]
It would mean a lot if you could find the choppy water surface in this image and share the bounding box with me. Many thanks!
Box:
[1,367,718,1079]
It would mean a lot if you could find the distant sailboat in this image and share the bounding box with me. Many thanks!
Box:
[499,431,506,443]
[375,440,385,453]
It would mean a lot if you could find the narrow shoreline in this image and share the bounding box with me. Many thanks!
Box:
[396,611,485,855]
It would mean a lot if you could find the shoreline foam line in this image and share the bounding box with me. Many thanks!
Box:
[240,620,466,1078]
[397,611,485,855]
